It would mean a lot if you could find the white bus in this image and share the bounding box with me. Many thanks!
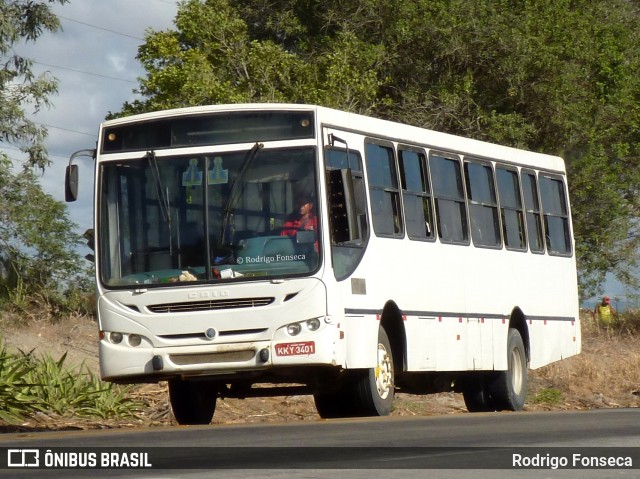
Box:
[65,103,580,424]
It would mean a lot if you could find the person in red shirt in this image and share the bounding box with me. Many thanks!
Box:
[280,196,317,237]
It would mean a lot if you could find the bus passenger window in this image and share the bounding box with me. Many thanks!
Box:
[464,160,501,247]
[399,148,434,240]
[430,154,468,244]
[540,175,572,255]
[365,142,403,237]
[522,171,545,253]
[496,167,526,250]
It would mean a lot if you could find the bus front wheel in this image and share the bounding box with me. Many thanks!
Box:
[168,379,217,425]
[352,327,395,416]
[314,327,395,418]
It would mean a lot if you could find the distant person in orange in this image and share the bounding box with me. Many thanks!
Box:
[594,296,616,328]
[280,196,317,237]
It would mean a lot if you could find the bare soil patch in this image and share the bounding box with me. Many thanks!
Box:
[1,311,637,432]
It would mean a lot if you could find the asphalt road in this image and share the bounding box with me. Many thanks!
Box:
[1,408,639,478]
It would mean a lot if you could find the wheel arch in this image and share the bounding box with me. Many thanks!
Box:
[380,300,407,373]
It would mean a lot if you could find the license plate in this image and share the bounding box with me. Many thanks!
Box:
[275,341,315,356]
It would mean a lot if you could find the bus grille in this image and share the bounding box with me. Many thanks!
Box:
[170,349,256,365]
[148,297,275,314]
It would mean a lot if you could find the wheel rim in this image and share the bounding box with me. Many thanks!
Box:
[375,342,393,399]
[510,347,524,395]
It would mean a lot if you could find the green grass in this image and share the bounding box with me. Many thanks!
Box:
[0,339,144,424]
[531,387,563,406]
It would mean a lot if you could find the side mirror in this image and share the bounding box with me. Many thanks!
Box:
[65,148,96,202]
[65,164,79,202]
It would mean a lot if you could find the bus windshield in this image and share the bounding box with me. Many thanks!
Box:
[99,146,319,287]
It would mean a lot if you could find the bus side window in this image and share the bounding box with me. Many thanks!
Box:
[325,147,368,244]
[325,145,370,281]
[496,166,526,251]
[522,171,545,253]
[464,160,501,248]
[399,148,434,241]
[365,141,403,238]
[540,175,572,255]
[430,154,468,244]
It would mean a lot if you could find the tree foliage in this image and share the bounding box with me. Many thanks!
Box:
[120,0,640,298]
[0,158,87,315]
[0,0,68,169]
[0,1,89,315]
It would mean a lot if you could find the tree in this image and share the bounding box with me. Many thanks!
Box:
[0,0,68,170]
[121,0,640,298]
[0,1,88,315]
[0,158,87,314]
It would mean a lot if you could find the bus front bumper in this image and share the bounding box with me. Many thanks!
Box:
[99,328,340,383]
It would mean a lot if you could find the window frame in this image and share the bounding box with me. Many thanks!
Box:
[429,151,470,246]
[496,164,527,252]
[521,169,546,255]
[539,172,573,257]
[464,158,503,249]
[364,139,404,239]
[324,145,370,247]
[398,145,436,242]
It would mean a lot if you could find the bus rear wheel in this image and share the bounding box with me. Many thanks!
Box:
[168,379,218,425]
[489,328,528,411]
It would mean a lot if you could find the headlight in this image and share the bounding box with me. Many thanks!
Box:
[286,323,302,336]
[306,318,321,331]
[128,334,142,347]
[109,332,123,344]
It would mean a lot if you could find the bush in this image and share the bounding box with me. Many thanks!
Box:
[0,339,144,424]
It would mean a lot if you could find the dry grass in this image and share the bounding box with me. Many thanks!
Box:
[529,310,640,409]
[2,310,639,432]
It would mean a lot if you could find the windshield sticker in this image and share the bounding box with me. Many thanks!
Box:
[208,156,229,185]
[182,158,203,186]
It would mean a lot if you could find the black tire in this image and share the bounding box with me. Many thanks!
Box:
[462,374,495,412]
[489,328,528,411]
[168,379,217,425]
[313,327,395,418]
[352,327,395,416]
[313,389,358,419]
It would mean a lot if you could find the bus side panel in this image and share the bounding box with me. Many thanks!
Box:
[528,319,557,369]
[528,319,579,370]
[435,316,468,371]
[468,316,494,370]
[492,320,509,371]
[342,314,379,369]
[404,316,437,370]
[561,318,580,360]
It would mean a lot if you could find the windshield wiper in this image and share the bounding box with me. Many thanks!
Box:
[147,150,171,225]
[221,142,264,243]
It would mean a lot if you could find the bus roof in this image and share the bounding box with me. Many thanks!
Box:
[102,103,566,173]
